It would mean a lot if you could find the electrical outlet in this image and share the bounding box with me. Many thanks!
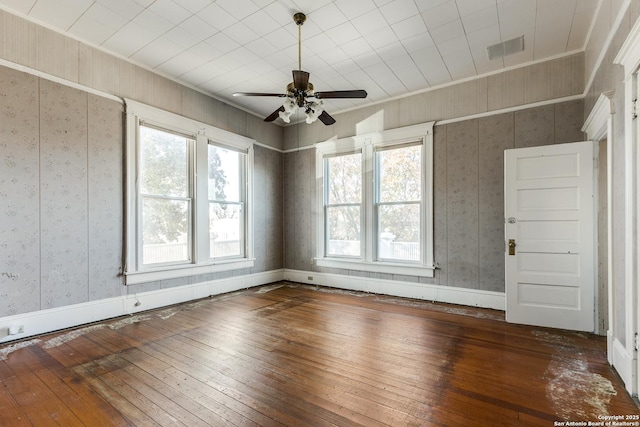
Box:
[8,324,24,335]
[307,276,313,281]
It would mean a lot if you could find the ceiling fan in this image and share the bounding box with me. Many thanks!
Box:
[232,12,368,125]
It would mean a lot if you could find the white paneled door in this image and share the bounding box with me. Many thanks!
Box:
[505,141,596,332]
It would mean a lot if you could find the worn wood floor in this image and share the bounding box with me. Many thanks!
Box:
[0,281,638,426]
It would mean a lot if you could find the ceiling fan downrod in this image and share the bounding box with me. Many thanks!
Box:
[293,12,306,71]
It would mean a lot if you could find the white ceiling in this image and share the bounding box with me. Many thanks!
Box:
[0,0,599,121]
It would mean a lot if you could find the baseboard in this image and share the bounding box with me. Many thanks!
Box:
[0,269,506,345]
[612,337,636,394]
[607,329,615,365]
[0,269,284,344]
[283,269,505,310]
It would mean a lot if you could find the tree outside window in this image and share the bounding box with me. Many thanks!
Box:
[376,144,422,262]
[325,152,361,257]
[139,126,192,265]
[208,144,244,259]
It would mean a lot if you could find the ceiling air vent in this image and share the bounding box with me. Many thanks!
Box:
[487,36,524,60]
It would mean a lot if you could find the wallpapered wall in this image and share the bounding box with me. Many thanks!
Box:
[0,67,122,316]
[0,65,284,317]
[283,100,585,293]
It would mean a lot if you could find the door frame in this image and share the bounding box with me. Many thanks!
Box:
[582,91,615,356]
[610,16,640,396]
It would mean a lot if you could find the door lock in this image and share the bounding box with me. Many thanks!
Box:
[508,239,516,256]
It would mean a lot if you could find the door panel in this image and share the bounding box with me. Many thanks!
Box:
[517,283,580,308]
[505,141,595,332]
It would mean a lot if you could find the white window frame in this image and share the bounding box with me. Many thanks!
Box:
[315,122,435,277]
[323,150,364,258]
[206,142,248,260]
[124,99,254,285]
[137,124,194,267]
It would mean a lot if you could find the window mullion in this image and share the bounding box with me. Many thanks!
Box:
[240,151,246,258]
[364,142,374,263]
[194,134,209,264]
[421,140,427,265]
[324,158,330,258]
[424,129,434,268]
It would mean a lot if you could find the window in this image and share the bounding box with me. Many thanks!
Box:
[125,100,254,285]
[208,144,246,259]
[324,152,362,257]
[375,143,422,262]
[139,125,192,265]
[315,122,434,277]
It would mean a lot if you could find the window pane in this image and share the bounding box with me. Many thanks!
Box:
[327,205,360,256]
[140,126,189,197]
[378,145,421,203]
[209,145,241,202]
[210,202,243,258]
[327,153,361,204]
[142,198,190,264]
[378,204,420,261]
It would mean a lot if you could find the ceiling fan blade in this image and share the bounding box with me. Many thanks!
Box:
[292,70,310,91]
[314,89,367,99]
[233,92,287,97]
[264,106,285,122]
[318,110,336,126]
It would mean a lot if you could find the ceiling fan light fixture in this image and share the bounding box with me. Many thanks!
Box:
[278,110,292,123]
[305,100,324,124]
[278,97,297,122]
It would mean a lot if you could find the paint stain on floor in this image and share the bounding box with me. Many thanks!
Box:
[0,339,41,360]
[534,330,617,420]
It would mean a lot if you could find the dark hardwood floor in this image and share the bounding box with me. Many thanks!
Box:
[0,281,638,426]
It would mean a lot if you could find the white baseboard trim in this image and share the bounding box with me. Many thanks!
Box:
[611,337,636,394]
[0,269,284,344]
[607,330,615,365]
[0,269,506,345]
[283,269,505,310]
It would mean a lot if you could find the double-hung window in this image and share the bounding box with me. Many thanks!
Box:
[125,100,254,285]
[316,122,435,277]
[208,144,246,259]
[325,151,362,258]
[139,125,193,265]
[375,142,423,262]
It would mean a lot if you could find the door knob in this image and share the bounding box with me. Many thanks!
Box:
[508,239,516,256]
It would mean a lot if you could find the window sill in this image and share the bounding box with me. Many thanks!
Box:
[314,258,435,278]
[125,258,255,285]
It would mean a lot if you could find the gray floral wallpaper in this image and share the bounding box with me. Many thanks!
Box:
[88,94,124,301]
[39,80,90,309]
[0,69,126,317]
[0,68,40,316]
